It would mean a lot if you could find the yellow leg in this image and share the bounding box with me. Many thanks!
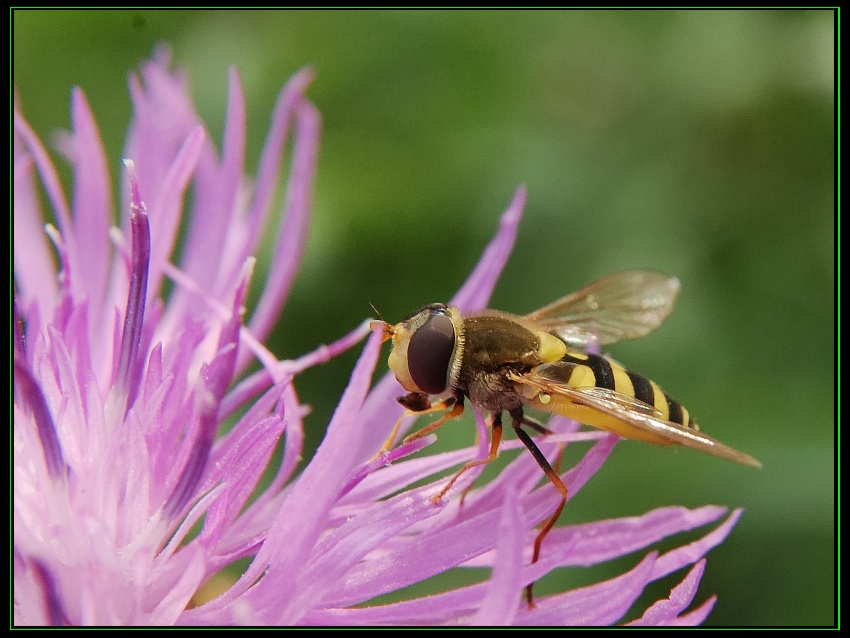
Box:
[402,400,464,445]
[433,413,503,505]
[373,396,463,459]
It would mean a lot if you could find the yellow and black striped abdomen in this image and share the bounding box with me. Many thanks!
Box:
[547,351,697,430]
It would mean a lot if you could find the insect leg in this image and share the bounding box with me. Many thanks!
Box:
[402,395,465,444]
[374,395,462,457]
[432,412,504,506]
[519,413,565,471]
[517,412,553,436]
[509,407,568,609]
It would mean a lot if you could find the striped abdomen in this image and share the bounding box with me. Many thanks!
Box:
[555,351,697,429]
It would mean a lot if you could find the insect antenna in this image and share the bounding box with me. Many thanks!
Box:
[368,302,385,323]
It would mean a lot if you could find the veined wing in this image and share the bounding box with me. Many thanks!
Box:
[524,270,680,347]
[511,370,762,468]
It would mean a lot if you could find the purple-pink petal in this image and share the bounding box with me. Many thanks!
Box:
[229,383,305,525]
[245,98,320,353]
[339,434,437,500]
[530,504,729,570]
[183,68,246,300]
[315,436,615,610]
[340,441,479,506]
[147,545,207,626]
[13,356,67,480]
[198,412,285,549]
[514,552,658,626]
[113,187,150,409]
[182,330,384,624]
[42,323,87,467]
[28,558,70,626]
[67,88,112,315]
[472,485,524,625]
[245,68,316,251]
[662,594,716,626]
[648,507,744,580]
[14,152,58,322]
[163,332,237,519]
[282,482,457,619]
[628,559,707,626]
[142,125,206,306]
[13,111,73,260]
[125,46,204,210]
[512,434,619,541]
[352,372,409,463]
[257,330,385,624]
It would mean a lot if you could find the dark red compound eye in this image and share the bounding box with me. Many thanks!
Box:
[407,313,455,395]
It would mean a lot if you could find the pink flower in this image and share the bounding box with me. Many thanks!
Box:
[14,48,743,626]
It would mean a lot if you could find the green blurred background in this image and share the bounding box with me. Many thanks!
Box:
[14,9,834,627]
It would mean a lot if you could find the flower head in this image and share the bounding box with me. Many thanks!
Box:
[14,48,742,626]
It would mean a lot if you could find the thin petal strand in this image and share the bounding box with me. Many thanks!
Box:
[472,486,524,625]
[68,88,112,316]
[628,559,707,626]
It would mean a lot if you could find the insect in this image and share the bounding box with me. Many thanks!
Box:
[373,270,760,607]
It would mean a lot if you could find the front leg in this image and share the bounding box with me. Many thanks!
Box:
[375,393,464,456]
[397,391,432,412]
[401,394,465,444]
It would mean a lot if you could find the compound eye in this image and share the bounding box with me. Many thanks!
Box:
[407,313,455,395]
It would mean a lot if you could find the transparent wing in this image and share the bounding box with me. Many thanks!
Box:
[512,371,762,468]
[524,270,680,347]
[574,385,667,419]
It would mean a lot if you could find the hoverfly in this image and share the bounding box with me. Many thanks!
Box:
[373,270,760,607]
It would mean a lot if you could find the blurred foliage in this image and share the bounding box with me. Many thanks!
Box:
[14,9,834,627]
